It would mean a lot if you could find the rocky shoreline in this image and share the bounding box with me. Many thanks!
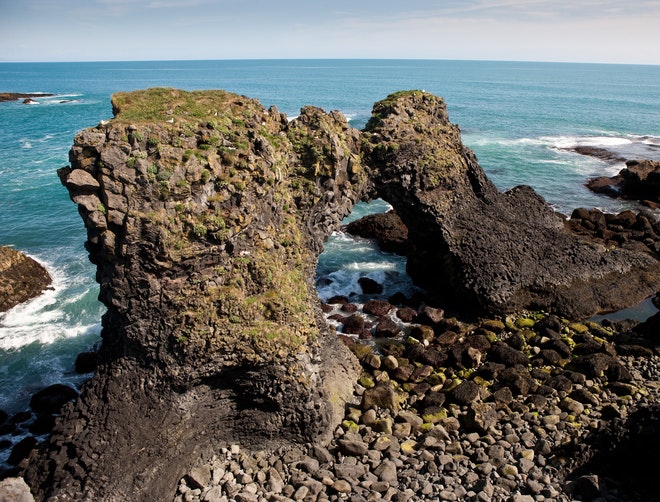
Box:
[0,92,55,103]
[175,300,660,502]
[6,88,660,501]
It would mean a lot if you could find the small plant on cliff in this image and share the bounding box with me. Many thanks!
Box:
[192,223,207,238]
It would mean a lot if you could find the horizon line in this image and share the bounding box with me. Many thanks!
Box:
[1,57,659,67]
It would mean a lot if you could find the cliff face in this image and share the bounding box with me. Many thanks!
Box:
[363,91,660,317]
[24,89,660,500]
[25,89,364,501]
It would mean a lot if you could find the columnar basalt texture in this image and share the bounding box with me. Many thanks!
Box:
[23,89,660,501]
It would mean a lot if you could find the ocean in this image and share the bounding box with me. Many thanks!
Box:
[1,60,659,435]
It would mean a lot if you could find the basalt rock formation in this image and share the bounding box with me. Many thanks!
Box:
[586,159,660,209]
[24,89,364,501]
[0,246,52,313]
[361,91,659,318]
[23,89,660,500]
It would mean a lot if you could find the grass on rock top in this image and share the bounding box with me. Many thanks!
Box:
[111,88,263,123]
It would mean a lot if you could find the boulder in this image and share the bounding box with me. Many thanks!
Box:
[586,159,660,208]
[29,384,78,414]
[0,246,52,313]
[0,477,34,502]
[345,211,408,255]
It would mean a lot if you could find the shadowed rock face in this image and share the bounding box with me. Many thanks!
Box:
[23,89,660,500]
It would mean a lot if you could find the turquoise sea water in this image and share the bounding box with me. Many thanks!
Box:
[1,60,659,426]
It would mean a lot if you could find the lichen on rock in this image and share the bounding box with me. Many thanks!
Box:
[26,88,364,501]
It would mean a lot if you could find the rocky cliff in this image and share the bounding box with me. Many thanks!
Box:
[23,89,660,500]
[24,89,363,501]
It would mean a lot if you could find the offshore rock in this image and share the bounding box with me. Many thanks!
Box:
[0,246,52,313]
[345,211,408,255]
[586,159,660,208]
[22,89,660,500]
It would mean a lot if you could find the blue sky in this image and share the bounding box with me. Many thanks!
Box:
[2,0,659,64]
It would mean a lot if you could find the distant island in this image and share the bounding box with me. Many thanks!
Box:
[0,92,55,103]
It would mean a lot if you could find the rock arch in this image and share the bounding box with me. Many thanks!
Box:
[23,89,659,500]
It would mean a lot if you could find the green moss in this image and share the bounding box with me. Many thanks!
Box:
[422,408,448,424]
[515,317,536,329]
[341,420,359,433]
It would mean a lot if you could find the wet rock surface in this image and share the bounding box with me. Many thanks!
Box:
[586,159,660,209]
[345,212,408,256]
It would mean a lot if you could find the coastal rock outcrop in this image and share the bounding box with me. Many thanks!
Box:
[0,246,52,313]
[362,91,660,318]
[0,93,55,103]
[586,159,660,208]
[345,211,408,255]
[24,89,364,501]
[22,89,660,500]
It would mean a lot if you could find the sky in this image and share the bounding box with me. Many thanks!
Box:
[1,0,660,64]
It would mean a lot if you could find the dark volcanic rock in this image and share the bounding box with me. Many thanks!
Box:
[586,159,660,208]
[363,91,660,318]
[0,92,55,103]
[29,384,78,414]
[22,88,660,501]
[0,246,52,313]
[345,211,408,255]
[358,276,383,294]
[24,90,362,501]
